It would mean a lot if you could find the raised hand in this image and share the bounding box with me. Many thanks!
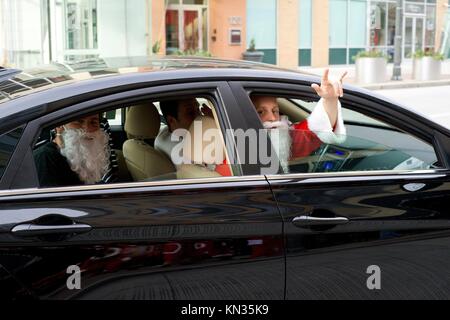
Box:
[311,69,347,99]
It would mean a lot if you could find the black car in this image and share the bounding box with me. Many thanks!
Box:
[1,57,450,300]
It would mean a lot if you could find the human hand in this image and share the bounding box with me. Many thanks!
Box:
[311,69,347,99]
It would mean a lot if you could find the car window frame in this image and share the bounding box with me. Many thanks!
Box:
[1,81,244,191]
[229,80,449,175]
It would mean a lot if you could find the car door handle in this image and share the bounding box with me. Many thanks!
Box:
[11,223,92,236]
[292,215,349,228]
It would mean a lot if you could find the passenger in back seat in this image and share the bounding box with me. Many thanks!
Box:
[34,114,114,187]
[155,98,212,161]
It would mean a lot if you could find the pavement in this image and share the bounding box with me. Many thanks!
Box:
[299,59,450,90]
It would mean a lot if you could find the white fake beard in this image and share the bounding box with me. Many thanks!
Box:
[60,128,110,184]
[263,116,292,173]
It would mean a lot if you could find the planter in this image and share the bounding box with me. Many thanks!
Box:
[242,51,264,62]
[413,57,441,81]
[355,57,387,84]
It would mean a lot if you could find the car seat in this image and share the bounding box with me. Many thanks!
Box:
[176,115,228,179]
[123,102,175,181]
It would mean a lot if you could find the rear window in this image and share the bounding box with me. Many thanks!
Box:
[0,126,24,179]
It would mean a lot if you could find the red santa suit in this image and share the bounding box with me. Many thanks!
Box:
[289,98,346,159]
[215,98,346,176]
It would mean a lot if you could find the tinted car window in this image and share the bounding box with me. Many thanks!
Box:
[248,95,439,174]
[32,96,233,189]
[288,99,439,172]
[0,126,24,179]
[287,130,438,174]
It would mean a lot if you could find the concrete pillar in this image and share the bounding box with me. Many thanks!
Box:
[277,0,299,69]
[435,0,448,51]
[152,0,165,54]
[311,0,329,67]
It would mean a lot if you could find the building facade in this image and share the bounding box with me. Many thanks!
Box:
[1,0,449,69]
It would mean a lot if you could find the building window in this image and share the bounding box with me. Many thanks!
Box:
[65,0,98,50]
[329,0,367,65]
[425,3,436,51]
[165,0,208,55]
[299,0,312,66]
[246,0,277,64]
[368,0,395,60]
[368,0,436,59]
[166,10,180,54]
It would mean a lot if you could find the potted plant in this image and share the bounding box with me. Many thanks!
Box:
[412,50,444,81]
[152,40,161,55]
[353,49,388,84]
[242,38,264,62]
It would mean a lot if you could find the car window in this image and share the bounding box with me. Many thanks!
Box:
[104,108,122,126]
[31,96,234,189]
[287,130,437,174]
[246,94,440,175]
[0,126,24,180]
[292,98,391,128]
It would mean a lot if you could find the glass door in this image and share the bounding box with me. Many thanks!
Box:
[403,16,425,59]
[183,10,200,51]
[165,2,207,54]
[62,0,99,61]
[404,17,413,58]
[166,10,180,54]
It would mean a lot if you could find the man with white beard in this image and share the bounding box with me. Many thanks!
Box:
[34,114,111,187]
[251,69,347,173]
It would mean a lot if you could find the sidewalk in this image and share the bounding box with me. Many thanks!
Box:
[299,60,450,90]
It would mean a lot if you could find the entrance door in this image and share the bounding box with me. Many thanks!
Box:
[404,16,424,58]
[165,5,207,54]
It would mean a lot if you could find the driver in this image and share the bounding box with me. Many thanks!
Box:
[251,69,347,172]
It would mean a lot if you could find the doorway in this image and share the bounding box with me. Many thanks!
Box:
[165,3,208,55]
[403,15,425,59]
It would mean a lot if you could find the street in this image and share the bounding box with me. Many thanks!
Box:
[373,85,450,129]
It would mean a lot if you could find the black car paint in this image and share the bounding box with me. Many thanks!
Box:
[0,179,284,299]
[1,60,450,299]
[268,172,450,299]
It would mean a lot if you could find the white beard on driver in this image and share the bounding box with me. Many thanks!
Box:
[263,116,292,174]
[60,128,110,184]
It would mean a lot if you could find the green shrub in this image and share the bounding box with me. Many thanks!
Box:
[352,49,388,61]
[248,38,256,52]
[175,49,212,57]
[152,40,161,54]
[411,50,444,61]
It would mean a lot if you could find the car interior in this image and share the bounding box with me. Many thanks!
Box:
[32,96,233,187]
[277,97,440,173]
[31,92,440,188]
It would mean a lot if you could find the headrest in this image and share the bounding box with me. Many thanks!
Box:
[182,116,225,165]
[125,103,160,139]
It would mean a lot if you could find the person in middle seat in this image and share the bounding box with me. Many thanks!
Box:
[155,98,212,160]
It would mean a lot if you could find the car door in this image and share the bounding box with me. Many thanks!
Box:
[231,80,450,299]
[0,81,284,300]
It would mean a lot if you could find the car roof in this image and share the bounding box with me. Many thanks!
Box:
[1,56,447,136]
[0,56,316,104]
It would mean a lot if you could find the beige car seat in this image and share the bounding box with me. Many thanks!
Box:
[177,115,226,179]
[123,102,175,181]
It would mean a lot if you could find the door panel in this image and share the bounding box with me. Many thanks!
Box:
[268,172,450,299]
[0,178,284,299]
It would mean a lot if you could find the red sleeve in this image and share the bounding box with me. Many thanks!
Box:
[290,120,323,158]
[215,159,232,176]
